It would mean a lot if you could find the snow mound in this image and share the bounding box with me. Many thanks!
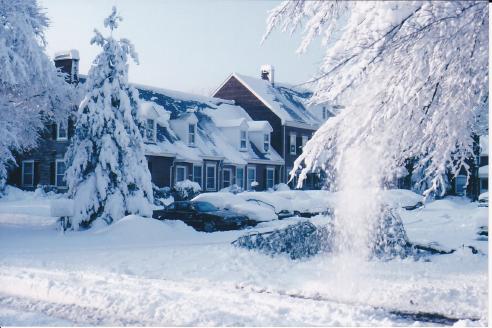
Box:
[93,215,198,243]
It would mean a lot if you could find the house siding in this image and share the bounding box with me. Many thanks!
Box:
[147,155,174,188]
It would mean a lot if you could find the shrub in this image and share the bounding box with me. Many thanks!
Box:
[174,179,201,200]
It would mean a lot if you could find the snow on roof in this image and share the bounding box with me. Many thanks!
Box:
[54,49,79,61]
[139,101,170,126]
[137,84,284,165]
[228,73,320,128]
[215,118,247,128]
[479,165,488,178]
[480,135,488,156]
[247,121,272,132]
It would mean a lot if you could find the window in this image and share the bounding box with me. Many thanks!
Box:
[145,119,156,143]
[223,168,232,188]
[206,164,216,191]
[188,124,196,146]
[455,175,467,196]
[302,135,309,149]
[57,121,68,140]
[266,167,275,189]
[290,133,297,155]
[247,166,256,190]
[263,133,270,152]
[56,160,67,187]
[22,160,34,187]
[176,165,187,183]
[240,130,247,150]
[236,167,244,189]
[193,165,202,187]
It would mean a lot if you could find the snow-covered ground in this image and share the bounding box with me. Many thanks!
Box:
[0,187,488,326]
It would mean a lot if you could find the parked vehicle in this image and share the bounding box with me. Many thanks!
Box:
[152,201,256,232]
[402,201,424,211]
[478,192,488,208]
[245,198,295,220]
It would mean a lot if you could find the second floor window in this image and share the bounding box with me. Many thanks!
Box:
[263,133,270,152]
[290,133,297,155]
[188,124,196,146]
[240,130,247,150]
[57,121,68,140]
[145,119,156,143]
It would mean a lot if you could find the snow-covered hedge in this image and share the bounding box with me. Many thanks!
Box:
[174,180,201,200]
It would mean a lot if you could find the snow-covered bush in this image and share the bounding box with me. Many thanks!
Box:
[235,209,414,260]
[273,183,290,192]
[64,7,153,229]
[250,181,259,191]
[174,180,201,200]
[153,185,173,207]
[219,184,243,194]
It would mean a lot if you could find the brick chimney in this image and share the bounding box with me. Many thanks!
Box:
[260,64,274,86]
[54,49,80,84]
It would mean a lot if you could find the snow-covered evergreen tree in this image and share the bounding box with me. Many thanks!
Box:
[264,1,488,197]
[65,7,153,229]
[0,0,72,193]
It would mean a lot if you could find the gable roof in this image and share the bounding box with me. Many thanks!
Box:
[214,73,321,129]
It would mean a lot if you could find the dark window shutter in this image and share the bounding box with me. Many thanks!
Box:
[68,118,75,139]
[34,162,41,186]
[52,123,57,140]
[50,162,55,186]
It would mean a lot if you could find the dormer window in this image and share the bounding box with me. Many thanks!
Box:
[145,119,156,143]
[188,124,196,146]
[56,121,68,140]
[263,133,270,152]
[240,130,248,150]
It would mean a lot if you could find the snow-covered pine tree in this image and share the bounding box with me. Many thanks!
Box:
[0,0,72,193]
[64,7,153,229]
[264,1,488,197]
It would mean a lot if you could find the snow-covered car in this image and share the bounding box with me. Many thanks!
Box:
[152,201,256,232]
[478,192,488,207]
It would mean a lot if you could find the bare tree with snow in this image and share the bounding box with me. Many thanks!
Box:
[64,7,153,229]
[0,0,73,193]
[264,1,488,255]
[265,0,488,195]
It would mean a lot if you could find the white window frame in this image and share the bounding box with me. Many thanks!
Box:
[266,167,275,189]
[290,133,297,155]
[240,130,248,150]
[22,160,34,187]
[56,121,68,141]
[176,165,187,183]
[188,123,196,146]
[236,167,245,189]
[302,135,309,149]
[223,168,232,188]
[247,166,256,190]
[55,159,67,188]
[192,164,202,187]
[145,118,157,143]
[263,133,270,152]
[206,164,216,191]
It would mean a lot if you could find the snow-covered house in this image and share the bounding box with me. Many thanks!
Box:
[137,84,284,192]
[212,66,326,189]
[7,52,285,193]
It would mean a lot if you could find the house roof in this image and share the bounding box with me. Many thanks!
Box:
[215,73,321,129]
[137,84,284,166]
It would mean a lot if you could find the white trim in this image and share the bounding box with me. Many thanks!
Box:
[222,168,232,188]
[56,121,68,141]
[205,164,217,191]
[188,123,196,146]
[175,165,187,183]
[247,159,284,165]
[266,167,275,189]
[284,120,319,130]
[21,160,34,187]
[55,159,67,188]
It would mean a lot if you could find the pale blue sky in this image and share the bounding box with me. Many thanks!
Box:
[39,0,324,95]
